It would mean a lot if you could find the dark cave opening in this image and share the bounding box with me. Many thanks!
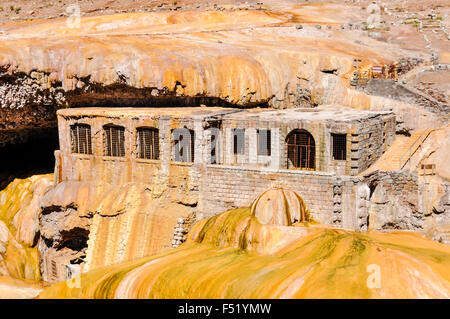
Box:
[58,228,90,252]
[0,127,59,191]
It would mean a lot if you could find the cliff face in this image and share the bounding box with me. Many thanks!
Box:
[37,180,196,283]
[0,4,403,146]
[0,175,52,298]
[38,207,450,299]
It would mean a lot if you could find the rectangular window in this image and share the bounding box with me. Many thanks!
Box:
[104,125,125,157]
[173,129,195,163]
[232,129,245,155]
[70,124,92,155]
[332,134,346,160]
[257,129,271,156]
[137,128,159,160]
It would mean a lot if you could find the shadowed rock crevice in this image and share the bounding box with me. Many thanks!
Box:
[0,128,58,191]
[38,205,91,283]
[66,82,271,109]
[0,70,272,148]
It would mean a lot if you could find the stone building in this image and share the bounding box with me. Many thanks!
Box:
[39,105,396,282]
[54,105,395,226]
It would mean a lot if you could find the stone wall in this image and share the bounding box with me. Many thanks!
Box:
[53,107,398,232]
[219,111,396,176]
[358,79,448,114]
[354,113,396,173]
[198,165,367,230]
[365,170,424,230]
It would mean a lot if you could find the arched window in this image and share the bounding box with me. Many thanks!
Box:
[137,127,159,160]
[70,124,92,155]
[172,128,195,163]
[103,125,125,157]
[286,129,315,170]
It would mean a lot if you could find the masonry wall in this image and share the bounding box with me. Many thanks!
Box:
[198,165,367,230]
[365,170,424,230]
[54,110,393,231]
[352,113,396,174]
[220,113,396,176]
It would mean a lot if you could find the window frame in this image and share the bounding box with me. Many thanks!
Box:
[103,124,126,157]
[232,128,245,155]
[70,123,92,155]
[172,128,195,163]
[257,129,271,156]
[286,129,315,170]
[136,127,160,160]
[331,133,347,161]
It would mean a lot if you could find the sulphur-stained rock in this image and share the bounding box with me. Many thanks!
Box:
[0,174,53,246]
[38,180,195,283]
[0,4,409,146]
[0,221,8,245]
[12,175,54,246]
[0,221,8,257]
[38,207,450,299]
[250,188,310,226]
[0,175,49,281]
[0,275,43,299]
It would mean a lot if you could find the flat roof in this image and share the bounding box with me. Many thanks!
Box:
[57,107,242,119]
[222,105,393,122]
[57,105,393,122]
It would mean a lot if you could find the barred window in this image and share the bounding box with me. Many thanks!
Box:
[172,128,195,163]
[137,127,159,160]
[286,129,315,170]
[257,129,271,156]
[70,124,92,155]
[232,129,245,155]
[104,125,125,157]
[332,134,347,160]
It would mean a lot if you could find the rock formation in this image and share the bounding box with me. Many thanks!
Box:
[250,188,310,225]
[37,181,196,282]
[0,0,448,299]
[0,175,51,298]
[0,3,409,147]
[38,204,450,299]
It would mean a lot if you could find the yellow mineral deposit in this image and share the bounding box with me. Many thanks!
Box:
[0,5,395,109]
[37,190,450,299]
[250,188,311,225]
[0,1,448,300]
[0,175,53,297]
[38,181,194,274]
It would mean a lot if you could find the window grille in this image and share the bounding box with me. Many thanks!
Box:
[286,130,315,169]
[332,134,347,160]
[104,125,125,157]
[232,129,245,155]
[137,128,159,160]
[257,129,271,156]
[172,129,195,163]
[51,260,58,280]
[70,124,92,155]
[210,133,217,164]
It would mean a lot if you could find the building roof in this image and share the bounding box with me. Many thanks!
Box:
[222,105,393,122]
[57,107,241,120]
[58,105,393,122]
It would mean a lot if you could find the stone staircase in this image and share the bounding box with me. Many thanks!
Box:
[397,128,434,170]
[360,128,434,175]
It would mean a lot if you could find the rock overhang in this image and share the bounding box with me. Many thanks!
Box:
[0,7,396,104]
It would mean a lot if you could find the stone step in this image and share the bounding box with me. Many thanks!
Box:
[359,128,434,175]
